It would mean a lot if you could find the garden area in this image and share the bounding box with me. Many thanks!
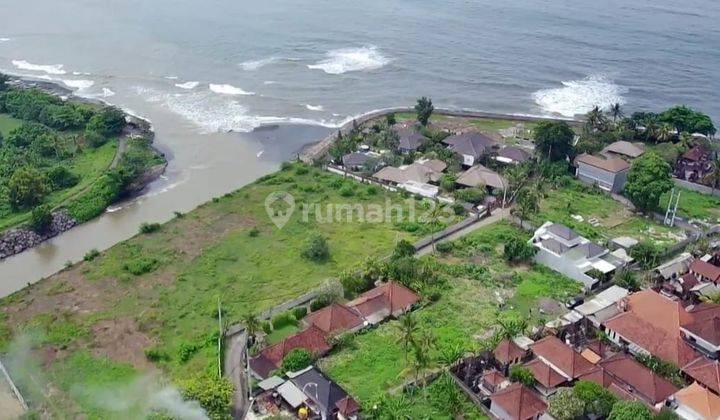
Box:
[659,186,720,223]
[0,162,440,418]
[320,221,581,410]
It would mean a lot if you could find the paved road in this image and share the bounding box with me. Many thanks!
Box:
[224,331,249,420]
[417,208,508,256]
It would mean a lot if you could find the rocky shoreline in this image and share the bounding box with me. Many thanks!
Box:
[0,77,166,260]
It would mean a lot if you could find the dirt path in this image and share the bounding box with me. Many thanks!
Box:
[224,331,249,420]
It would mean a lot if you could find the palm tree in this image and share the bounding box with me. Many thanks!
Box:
[374,395,412,420]
[678,132,694,152]
[586,106,607,131]
[395,313,419,363]
[656,123,674,143]
[609,103,623,123]
[495,316,528,342]
[645,121,659,143]
[411,330,436,393]
[242,313,260,345]
[425,200,446,253]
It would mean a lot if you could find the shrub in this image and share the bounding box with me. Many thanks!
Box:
[292,306,308,320]
[295,166,309,175]
[261,321,272,335]
[139,222,162,234]
[366,185,378,195]
[123,257,159,275]
[393,239,417,258]
[281,348,313,373]
[8,166,48,209]
[29,205,53,233]
[144,347,170,362]
[271,311,298,330]
[436,241,454,254]
[452,203,465,216]
[630,241,661,269]
[608,401,652,420]
[310,292,338,312]
[302,234,329,262]
[455,187,486,204]
[280,161,293,171]
[83,129,107,148]
[83,248,100,262]
[339,185,355,197]
[509,365,536,387]
[179,373,234,420]
[47,166,79,190]
[503,237,536,263]
[248,227,260,237]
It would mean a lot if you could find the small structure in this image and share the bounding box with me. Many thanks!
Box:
[682,357,720,394]
[530,336,595,381]
[289,366,359,420]
[372,159,447,198]
[601,141,645,160]
[574,153,630,193]
[443,131,497,166]
[572,285,629,327]
[495,146,532,165]
[249,326,332,379]
[675,145,714,185]
[689,260,720,284]
[654,252,694,281]
[346,281,420,325]
[341,152,370,171]
[609,236,639,250]
[530,222,626,290]
[523,358,567,396]
[494,338,528,372]
[393,127,427,153]
[480,370,510,395]
[672,382,720,420]
[489,382,547,420]
[301,303,365,338]
[456,164,507,191]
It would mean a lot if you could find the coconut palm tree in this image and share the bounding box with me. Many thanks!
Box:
[644,121,659,143]
[678,132,694,152]
[586,106,607,131]
[242,313,260,345]
[656,123,674,143]
[425,200,446,253]
[395,313,419,363]
[609,103,623,123]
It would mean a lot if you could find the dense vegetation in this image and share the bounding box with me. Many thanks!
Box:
[0,76,163,232]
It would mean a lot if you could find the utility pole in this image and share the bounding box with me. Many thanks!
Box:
[217,297,223,377]
[664,188,681,227]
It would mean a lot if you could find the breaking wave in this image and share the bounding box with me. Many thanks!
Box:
[308,46,390,74]
[11,60,66,75]
[175,81,199,90]
[305,104,324,111]
[532,75,627,117]
[209,83,254,95]
[0,38,10,42]
[62,79,94,90]
[239,57,279,71]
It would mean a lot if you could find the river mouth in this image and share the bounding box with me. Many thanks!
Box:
[0,109,331,296]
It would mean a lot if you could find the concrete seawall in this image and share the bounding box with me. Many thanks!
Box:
[299,107,580,163]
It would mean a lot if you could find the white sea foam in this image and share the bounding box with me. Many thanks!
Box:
[308,46,390,74]
[239,57,279,71]
[0,38,10,42]
[62,79,94,90]
[532,75,627,117]
[101,88,115,97]
[164,75,179,80]
[305,104,324,111]
[11,60,66,75]
[209,83,254,95]
[175,81,199,90]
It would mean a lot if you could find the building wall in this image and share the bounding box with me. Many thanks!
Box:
[681,329,720,355]
[489,402,513,420]
[534,248,598,290]
[576,163,625,193]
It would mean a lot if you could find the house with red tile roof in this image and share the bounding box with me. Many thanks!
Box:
[672,382,720,420]
[682,357,720,395]
[689,260,720,284]
[523,358,567,396]
[249,326,332,379]
[301,303,366,337]
[680,307,720,359]
[604,290,701,367]
[530,336,595,381]
[347,281,420,325]
[493,338,527,368]
[480,370,510,395]
[489,382,547,420]
[579,354,678,409]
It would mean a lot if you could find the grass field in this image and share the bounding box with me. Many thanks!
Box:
[0,139,118,231]
[659,187,720,222]
[394,112,538,137]
[321,221,581,405]
[0,114,23,136]
[531,180,683,246]
[0,163,435,418]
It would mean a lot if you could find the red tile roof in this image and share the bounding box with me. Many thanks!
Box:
[675,382,720,419]
[524,358,567,388]
[683,357,720,394]
[530,336,595,379]
[302,303,364,337]
[347,281,420,318]
[335,395,360,416]
[260,325,331,367]
[598,354,678,404]
[490,382,546,420]
[683,316,720,346]
[605,290,700,366]
[482,370,507,387]
[690,260,720,283]
[494,338,526,365]
[682,146,708,162]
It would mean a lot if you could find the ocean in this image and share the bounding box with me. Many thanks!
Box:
[0,0,718,290]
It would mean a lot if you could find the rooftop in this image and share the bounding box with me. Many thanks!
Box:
[490,382,546,420]
[546,223,579,241]
[602,141,645,159]
[493,338,526,365]
[530,336,595,379]
[690,260,720,282]
[683,357,720,394]
[524,358,567,388]
[443,131,497,158]
[347,281,420,319]
[302,303,364,337]
[575,153,630,173]
[456,164,507,190]
[674,382,720,420]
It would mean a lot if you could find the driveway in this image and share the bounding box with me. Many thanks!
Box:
[224,330,249,420]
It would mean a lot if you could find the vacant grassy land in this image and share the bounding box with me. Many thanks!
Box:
[531,180,683,246]
[659,187,720,222]
[0,114,22,136]
[321,221,580,405]
[395,112,538,137]
[0,163,437,418]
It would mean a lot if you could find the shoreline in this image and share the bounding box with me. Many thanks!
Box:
[0,76,167,260]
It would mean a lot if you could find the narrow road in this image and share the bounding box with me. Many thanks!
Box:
[417,208,509,256]
[225,330,249,420]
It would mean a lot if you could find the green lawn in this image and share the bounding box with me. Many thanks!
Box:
[531,180,683,246]
[321,221,581,405]
[659,187,720,222]
[0,113,22,136]
[265,323,300,345]
[0,139,118,231]
[0,163,433,417]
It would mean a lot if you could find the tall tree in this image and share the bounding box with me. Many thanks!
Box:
[415,97,434,126]
[533,120,575,161]
[513,186,540,229]
[586,106,608,131]
[548,388,585,420]
[609,103,623,123]
[608,401,652,420]
[395,313,419,363]
[656,123,674,143]
[624,152,673,213]
[242,313,260,345]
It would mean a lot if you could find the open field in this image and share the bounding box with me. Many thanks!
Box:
[0,114,22,136]
[321,221,581,406]
[0,163,437,417]
[531,180,684,246]
[659,187,720,223]
[394,112,539,140]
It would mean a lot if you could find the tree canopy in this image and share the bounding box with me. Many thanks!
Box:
[659,106,715,135]
[533,120,575,161]
[608,400,652,420]
[624,152,673,213]
[415,97,434,126]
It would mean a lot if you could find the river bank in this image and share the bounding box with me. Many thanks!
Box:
[0,76,166,260]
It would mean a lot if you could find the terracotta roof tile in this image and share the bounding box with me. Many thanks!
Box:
[302,303,364,337]
[493,338,526,365]
[524,358,567,388]
[347,281,420,319]
[690,260,720,283]
[675,382,720,419]
[490,382,546,420]
[683,357,720,394]
[482,370,507,387]
[259,325,331,367]
[530,336,595,379]
[598,354,678,404]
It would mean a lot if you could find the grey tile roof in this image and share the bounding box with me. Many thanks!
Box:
[342,152,369,168]
[443,132,497,159]
[546,223,579,241]
[541,238,569,255]
[291,367,348,418]
[394,128,427,151]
